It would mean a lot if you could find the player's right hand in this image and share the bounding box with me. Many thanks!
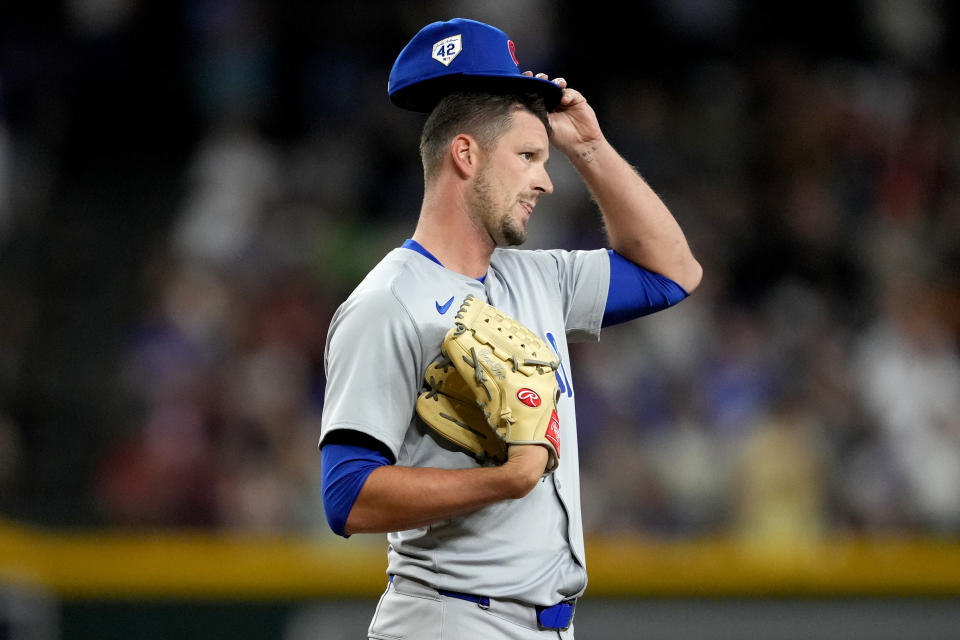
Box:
[522,71,603,157]
[502,444,549,497]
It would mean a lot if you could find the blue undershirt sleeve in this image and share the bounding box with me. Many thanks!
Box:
[602,249,689,327]
[320,442,391,537]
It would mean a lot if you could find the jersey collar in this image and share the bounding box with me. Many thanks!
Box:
[401,238,486,283]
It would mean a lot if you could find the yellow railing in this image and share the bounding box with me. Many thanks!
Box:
[2,519,959,599]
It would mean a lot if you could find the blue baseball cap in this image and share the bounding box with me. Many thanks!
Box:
[388,18,563,113]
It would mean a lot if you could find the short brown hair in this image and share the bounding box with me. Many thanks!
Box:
[419,91,551,183]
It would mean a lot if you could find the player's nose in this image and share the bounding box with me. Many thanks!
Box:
[533,165,553,196]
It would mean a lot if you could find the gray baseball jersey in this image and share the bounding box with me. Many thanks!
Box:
[320,245,609,606]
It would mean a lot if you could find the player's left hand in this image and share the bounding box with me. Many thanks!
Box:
[523,72,603,157]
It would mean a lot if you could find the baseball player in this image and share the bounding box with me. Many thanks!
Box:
[319,18,702,639]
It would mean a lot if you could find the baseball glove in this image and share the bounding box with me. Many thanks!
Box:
[415,354,508,464]
[441,295,562,473]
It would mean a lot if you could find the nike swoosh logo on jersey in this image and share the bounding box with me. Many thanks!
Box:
[436,296,455,314]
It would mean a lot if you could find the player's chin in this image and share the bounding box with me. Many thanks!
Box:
[500,215,528,246]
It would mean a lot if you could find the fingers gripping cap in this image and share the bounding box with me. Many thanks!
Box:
[388,18,563,113]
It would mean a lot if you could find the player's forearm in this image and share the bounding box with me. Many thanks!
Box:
[344,454,542,534]
[568,137,703,293]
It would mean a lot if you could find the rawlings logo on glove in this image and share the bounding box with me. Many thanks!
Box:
[415,295,562,474]
[517,389,541,407]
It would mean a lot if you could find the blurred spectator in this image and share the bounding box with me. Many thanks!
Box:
[171,122,284,268]
[853,268,960,533]
[0,120,11,239]
[0,412,21,502]
[731,393,830,547]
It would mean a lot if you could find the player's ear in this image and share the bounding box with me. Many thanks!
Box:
[450,134,481,178]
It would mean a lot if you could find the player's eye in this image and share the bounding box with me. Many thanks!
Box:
[520,152,534,161]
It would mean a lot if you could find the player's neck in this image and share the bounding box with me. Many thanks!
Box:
[415,190,494,279]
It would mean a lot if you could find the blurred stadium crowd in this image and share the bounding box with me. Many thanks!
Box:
[0,1,958,544]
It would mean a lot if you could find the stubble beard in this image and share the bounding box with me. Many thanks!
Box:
[470,168,527,247]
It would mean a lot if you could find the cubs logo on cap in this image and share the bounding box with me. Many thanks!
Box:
[388,18,563,113]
